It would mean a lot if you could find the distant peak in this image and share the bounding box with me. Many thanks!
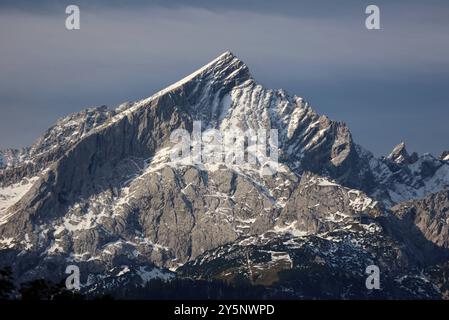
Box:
[387,142,408,163]
[440,150,449,161]
[391,142,406,153]
[387,142,418,165]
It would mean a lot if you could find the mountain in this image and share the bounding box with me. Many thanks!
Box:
[1,51,449,298]
[387,142,418,165]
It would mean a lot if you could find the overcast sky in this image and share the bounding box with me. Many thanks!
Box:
[1,0,448,156]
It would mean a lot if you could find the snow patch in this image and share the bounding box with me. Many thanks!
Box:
[136,266,174,284]
[274,221,307,237]
[0,176,39,225]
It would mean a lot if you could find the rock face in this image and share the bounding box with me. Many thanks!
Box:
[0,106,116,187]
[276,172,381,235]
[392,190,449,249]
[1,51,449,298]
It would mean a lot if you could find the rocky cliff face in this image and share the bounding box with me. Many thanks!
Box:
[276,172,381,236]
[392,190,449,249]
[1,52,449,298]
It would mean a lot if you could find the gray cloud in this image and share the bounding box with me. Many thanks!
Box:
[0,1,448,156]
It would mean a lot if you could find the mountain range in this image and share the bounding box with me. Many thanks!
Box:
[1,51,449,299]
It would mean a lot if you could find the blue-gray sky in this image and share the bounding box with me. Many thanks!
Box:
[0,0,448,156]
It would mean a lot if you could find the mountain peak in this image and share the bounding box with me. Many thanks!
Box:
[202,50,248,74]
[197,50,245,71]
[440,150,449,161]
[387,142,408,164]
[387,142,418,165]
[216,50,236,60]
[147,51,250,103]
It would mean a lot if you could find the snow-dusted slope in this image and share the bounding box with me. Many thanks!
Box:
[0,176,40,225]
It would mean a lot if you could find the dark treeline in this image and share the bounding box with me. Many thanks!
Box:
[0,266,85,300]
[105,278,287,300]
[0,266,290,300]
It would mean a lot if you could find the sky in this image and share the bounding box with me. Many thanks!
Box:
[0,0,448,156]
